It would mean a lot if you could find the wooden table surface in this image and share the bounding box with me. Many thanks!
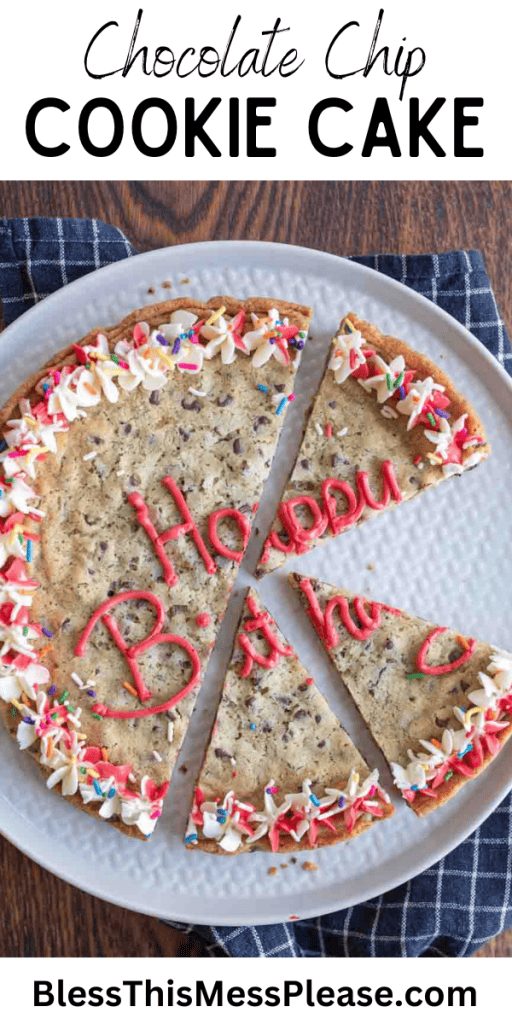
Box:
[0,180,510,958]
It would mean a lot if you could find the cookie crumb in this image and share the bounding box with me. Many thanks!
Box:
[180,277,191,285]
[366,562,375,571]
[290,857,297,864]
[280,863,288,869]
[302,861,318,872]
[163,280,172,289]
[147,286,155,294]
[268,867,278,876]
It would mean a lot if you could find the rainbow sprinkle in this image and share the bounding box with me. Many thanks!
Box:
[406,672,425,680]
[275,397,287,415]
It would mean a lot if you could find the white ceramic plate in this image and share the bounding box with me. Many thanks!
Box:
[0,241,511,927]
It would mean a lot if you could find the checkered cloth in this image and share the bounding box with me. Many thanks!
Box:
[1,218,511,957]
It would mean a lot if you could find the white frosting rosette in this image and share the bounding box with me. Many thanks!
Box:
[243,307,295,367]
[200,791,254,852]
[395,376,445,430]
[0,658,49,704]
[79,775,121,820]
[153,309,204,375]
[360,354,406,403]
[201,311,247,364]
[328,329,367,384]
[0,474,40,518]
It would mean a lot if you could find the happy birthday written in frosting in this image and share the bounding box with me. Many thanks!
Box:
[74,475,252,719]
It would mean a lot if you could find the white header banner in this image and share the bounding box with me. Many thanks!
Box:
[0,0,511,179]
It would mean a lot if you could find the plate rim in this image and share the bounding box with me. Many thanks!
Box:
[1,238,511,927]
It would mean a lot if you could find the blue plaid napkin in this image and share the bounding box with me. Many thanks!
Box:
[1,217,511,958]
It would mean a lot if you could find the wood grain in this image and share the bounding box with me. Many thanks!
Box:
[0,181,510,958]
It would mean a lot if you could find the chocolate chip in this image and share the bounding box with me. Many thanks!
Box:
[181,397,202,412]
[317,740,326,748]
[297,684,308,692]
[245,697,255,708]
[261,723,272,733]
[122,424,132,435]
[214,748,234,761]
[460,681,471,692]
[300,459,310,470]
[129,475,140,487]
[294,710,308,719]
[149,390,161,406]
[448,648,462,663]
[254,415,270,430]
[239,504,251,515]
[99,541,108,553]
[281,733,290,743]
[178,765,188,774]
[274,384,286,393]
[328,401,337,409]
[435,716,450,728]
[315,715,321,724]
[384,638,394,650]
[217,395,233,408]
[86,435,102,445]
[233,438,243,455]
[179,428,190,441]
[331,454,339,468]
[171,604,187,616]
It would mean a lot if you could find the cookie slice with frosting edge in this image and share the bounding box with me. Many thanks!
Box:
[0,296,311,840]
[290,572,512,817]
[186,587,393,854]
[259,313,490,574]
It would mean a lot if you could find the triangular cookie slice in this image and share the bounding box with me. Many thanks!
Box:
[0,296,311,839]
[186,588,393,854]
[260,313,489,573]
[291,573,512,817]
